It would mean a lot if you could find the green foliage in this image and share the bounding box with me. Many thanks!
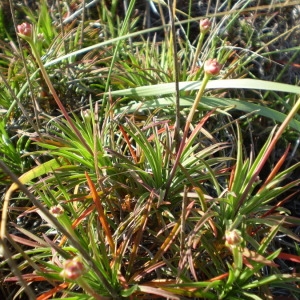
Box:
[0,119,32,181]
[0,0,299,299]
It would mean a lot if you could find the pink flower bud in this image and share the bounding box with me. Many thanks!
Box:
[204,58,222,76]
[17,23,32,37]
[225,229,242,247]
[60,257,84,280]
[200,18,211,34]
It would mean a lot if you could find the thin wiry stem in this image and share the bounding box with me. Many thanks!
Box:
[28,41,93,156]
[191,32,206,72]
[168,0,181,150]
[163,73,211,200]
[7,0,42,135]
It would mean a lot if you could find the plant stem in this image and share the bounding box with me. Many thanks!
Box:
[29,42,93,156]
[191,32,205,72]
[185,73,211,132]
[163,73,211,200]
[168,0,181,150]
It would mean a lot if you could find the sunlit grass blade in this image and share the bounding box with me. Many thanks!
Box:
[108,79,300,96]
[0,157,66,243]
[114,95,300,131]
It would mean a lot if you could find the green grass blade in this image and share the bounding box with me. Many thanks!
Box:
[108,79,300,96]
[115,95,300,132]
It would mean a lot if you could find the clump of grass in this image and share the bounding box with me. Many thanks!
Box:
[0,0,300,299]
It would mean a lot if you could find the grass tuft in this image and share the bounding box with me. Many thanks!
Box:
[0,0,299,299]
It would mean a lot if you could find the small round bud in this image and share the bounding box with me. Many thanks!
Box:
[225,229,243,247]
[49,204,64,217]
[200,18,211,34]
[17,23,33,38]
[60,257,84,280]
[204,58,222,76]
[81,109,92,120]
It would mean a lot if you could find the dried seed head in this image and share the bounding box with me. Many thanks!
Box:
[204,58,222,76]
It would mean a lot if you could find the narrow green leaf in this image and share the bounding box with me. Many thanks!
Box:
[115,95,300,132]
[6,157,65,194]
[242,274,300,289]
[108,79,300,96]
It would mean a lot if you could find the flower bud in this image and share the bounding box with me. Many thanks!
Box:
[200,18,211,34]
[49,204,64,217]
[60,257,84,280]
[225,229,242,247]
[81,109,92,120]
[17,23,33,38]
[204,58,222,76]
